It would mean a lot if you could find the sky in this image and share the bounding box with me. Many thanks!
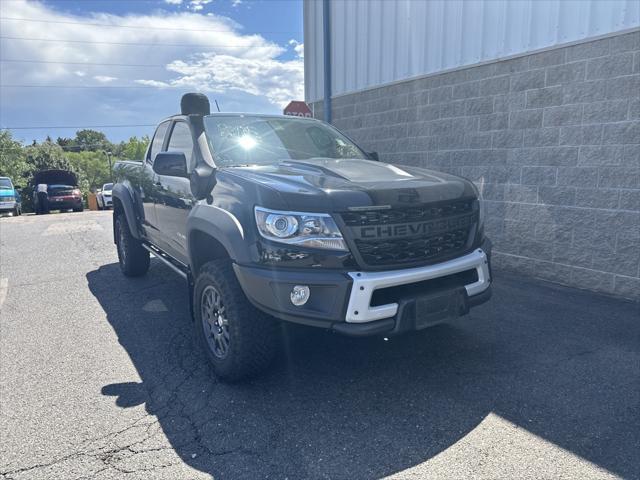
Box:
[0,0,304,143]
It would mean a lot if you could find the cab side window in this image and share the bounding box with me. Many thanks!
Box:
[166,122,194,169]
[147,121,171,164]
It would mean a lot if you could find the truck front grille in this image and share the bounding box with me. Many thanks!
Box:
[339,199,477,268]
[354,227,470,266]
[341,199,474,227]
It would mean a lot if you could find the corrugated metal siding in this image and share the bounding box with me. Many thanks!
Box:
[304,0,640,103]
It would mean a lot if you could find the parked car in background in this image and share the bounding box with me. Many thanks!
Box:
[96,183,114,210]
[0,176,21,216]
[32,170,84,214]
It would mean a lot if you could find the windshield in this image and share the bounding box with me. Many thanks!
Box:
[103,183,113,190]
[203,115,366,167]
[0,178,13,190]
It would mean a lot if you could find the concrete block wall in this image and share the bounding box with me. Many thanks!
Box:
[312,30,640,300]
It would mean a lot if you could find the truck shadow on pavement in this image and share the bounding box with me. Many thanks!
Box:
[87,262,639,479]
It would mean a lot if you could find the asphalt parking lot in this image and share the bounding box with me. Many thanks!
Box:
[0,210,638,479]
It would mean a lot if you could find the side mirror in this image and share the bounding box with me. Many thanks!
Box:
[153,152,188,177]
[190,163,217,201]
[367,151,379,161]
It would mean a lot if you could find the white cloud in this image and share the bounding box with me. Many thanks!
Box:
[134,79,171,88]
[232,0,243,7]
[1,0,303,107]
[94,75,117,83]
[165,53,304,106]
[289,39,304,59]
[165,0,212,11]
[188,0,213,12]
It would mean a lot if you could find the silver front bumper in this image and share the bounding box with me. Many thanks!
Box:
[345,248,491,323]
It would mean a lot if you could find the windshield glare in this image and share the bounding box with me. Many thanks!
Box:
[204,115,366,167]
[0,178,13,189]
[103,183,113,190]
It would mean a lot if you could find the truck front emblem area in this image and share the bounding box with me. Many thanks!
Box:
[357,215,474,240]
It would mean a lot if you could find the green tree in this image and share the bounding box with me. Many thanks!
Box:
[74,129,112,152]
[0,131,29,185]
[56,136,79,152]
[66,151,111,192]
[24,140,72,174]
[120,135,150,160]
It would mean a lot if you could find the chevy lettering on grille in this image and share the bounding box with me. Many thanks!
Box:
[354,214,474,240]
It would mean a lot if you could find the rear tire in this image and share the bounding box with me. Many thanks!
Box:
[194,260,277,382]
[73,206,83,212]
[115,212,150,277]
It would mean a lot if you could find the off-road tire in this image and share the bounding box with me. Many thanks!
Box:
[115,212,150,277]
[194,260,278,382]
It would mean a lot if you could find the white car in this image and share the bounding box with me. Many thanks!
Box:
[97,183,114,210]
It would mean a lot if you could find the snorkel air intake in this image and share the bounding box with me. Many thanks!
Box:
[181,93,210,116]
[181,93,217,201]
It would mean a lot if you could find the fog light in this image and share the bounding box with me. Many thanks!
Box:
[290,285,310,306]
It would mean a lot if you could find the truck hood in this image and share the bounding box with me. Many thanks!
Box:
[226,158,476,211]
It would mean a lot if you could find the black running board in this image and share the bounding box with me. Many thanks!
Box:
[142,243,189,279]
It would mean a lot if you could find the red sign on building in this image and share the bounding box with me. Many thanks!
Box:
[283,101,313,118]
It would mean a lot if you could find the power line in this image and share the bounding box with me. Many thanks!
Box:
[0,35,280,48]
[1,85,178,89]
[0,59,168,68]
[0,16,302,34]
[2,124,156,130]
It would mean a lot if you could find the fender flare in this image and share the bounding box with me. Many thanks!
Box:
[112,183,142,241]
[186,204,251,266]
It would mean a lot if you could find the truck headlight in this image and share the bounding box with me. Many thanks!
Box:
[255,207,348,251]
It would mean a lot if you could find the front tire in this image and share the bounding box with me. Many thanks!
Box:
[194,260,277,382]
[115,212,150,277]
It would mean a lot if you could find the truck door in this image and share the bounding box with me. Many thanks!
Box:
[140,120,171,243]
[153,120,195,265]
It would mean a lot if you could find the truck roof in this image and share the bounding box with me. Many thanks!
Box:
[157,112,319,125]
[206,113,317,120]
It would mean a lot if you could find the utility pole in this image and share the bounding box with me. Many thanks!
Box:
[322,0,332,124]
[104,151,113,182]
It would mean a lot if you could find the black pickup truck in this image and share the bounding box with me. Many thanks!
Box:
[113,93,492,381]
